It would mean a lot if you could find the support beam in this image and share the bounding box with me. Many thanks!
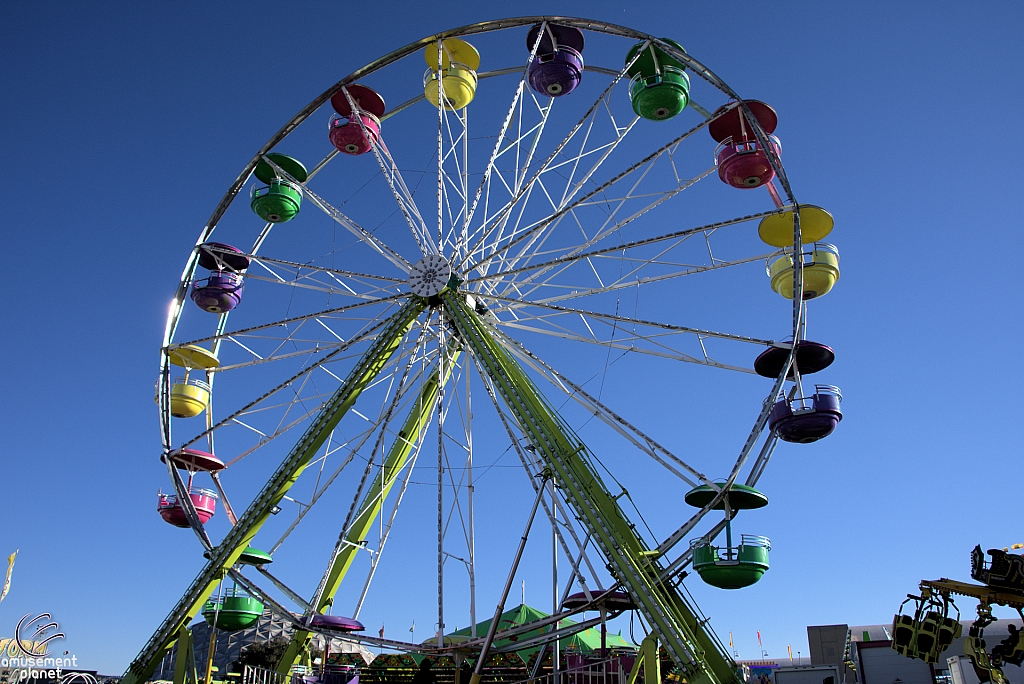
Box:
[171,625,195,684]
[469,483,547,684]
[122,298,426,684]
[628,634,662,684]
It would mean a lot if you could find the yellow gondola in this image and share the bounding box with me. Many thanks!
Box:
[424,38,480,111]
[768,243,840,300]
[163,345,218,418]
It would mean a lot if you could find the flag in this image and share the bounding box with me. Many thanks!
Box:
[757,630,764,653]
[730,632,734,648]
[410,620,416,633]
[788,645,793,662]
[0,550,16,603]
[379,623,384,638]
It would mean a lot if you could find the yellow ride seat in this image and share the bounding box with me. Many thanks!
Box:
[424,38,480,111]
[169,378,211,418]
[768,243,840,300]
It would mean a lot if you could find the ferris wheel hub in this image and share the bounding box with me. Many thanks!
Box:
[408,253,453,298]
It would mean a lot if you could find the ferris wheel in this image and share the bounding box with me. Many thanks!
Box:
[131,16,844,684]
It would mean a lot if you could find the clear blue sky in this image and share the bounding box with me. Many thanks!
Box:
[1,0,1021,675]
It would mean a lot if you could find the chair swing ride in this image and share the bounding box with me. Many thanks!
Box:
[133,17,846,684]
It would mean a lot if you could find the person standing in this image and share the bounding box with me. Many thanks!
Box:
[412,658,436,684]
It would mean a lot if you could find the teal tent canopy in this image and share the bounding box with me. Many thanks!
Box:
[446,603,636,659]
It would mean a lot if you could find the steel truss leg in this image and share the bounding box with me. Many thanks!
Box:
[122,298,426,684]
[441,290,739,684]
[628,633,662,684]
[172,625,196,684]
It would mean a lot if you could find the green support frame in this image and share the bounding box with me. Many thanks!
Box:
[441,291,740,684]
[171,625,196,684]
[275,346,461,672]
[628,634,663,684]
[122,297,426,684]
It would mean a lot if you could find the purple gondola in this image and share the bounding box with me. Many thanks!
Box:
[754,341,835,379]
[191,242,249,313]
[191,272,244,313]
[562,590,636,612]
[769,385,843,443]
[526,23,585,97]
[197,242,251,271]
[310,614,365,632]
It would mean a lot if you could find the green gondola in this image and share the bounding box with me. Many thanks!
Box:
[250,153,307,223]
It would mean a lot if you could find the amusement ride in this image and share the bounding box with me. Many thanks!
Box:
[893,545,1024,684]
[131,17,845,684]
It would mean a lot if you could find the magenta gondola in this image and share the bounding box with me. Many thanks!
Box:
[329,85,385,155]
[709,100,781,189]
[157,488,217,528]
[161,448,226,473]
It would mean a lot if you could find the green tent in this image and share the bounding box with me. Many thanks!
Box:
[446,603,636,660]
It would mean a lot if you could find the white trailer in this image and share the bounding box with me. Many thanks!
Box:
[773,665,843,684]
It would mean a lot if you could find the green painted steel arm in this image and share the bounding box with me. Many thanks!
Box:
[121,297,425,684]
[441,291,740,684]
[276,346,461,672]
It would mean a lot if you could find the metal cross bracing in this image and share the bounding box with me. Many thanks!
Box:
[471,368,604,600]
[273,338,462,669]
[459,109,718,286]
[458,80,644,281]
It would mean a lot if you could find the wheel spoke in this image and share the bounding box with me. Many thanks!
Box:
[492,326,716,486]
[461,24,551,261]
[463,109,717,280]
[485,296,772,346]
[261,153,411,273]
[481,252,775,309]
[174,311,403,456]
[333,85,437,256]
[466,209,783,286]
